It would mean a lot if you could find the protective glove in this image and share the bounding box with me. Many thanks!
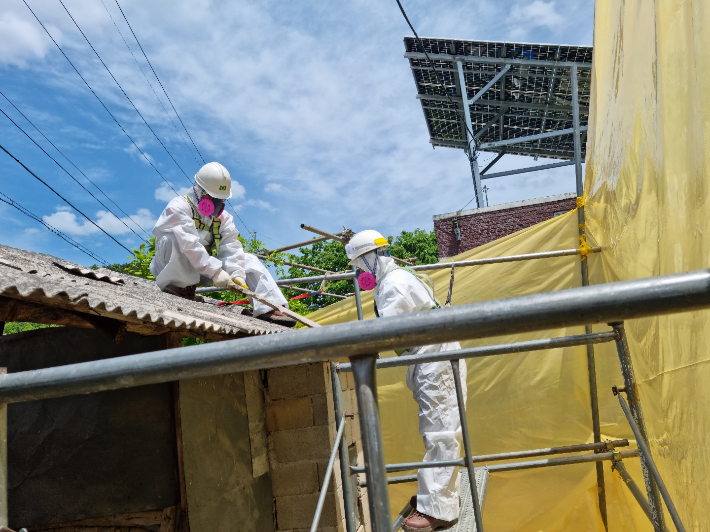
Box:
[212,268,231,288]
[230,273,249,290]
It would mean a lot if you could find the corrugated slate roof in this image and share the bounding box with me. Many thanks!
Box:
[0,244,286,338]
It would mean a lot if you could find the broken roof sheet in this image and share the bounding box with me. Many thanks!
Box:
[0,244,287,338]
[404,37,592,160]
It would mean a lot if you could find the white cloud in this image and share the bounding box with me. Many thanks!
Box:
[43,207,156,236]
[245,199,275,212]
[2,0,593,259]
[264,183,283,193]
[154,182,192,202]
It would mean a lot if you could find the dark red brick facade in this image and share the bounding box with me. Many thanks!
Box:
[433,193,577,258]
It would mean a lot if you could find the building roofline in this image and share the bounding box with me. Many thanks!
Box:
[433,192,576,221]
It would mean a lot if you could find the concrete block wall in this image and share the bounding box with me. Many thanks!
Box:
[264,362,366,532]
[433,193,577,258]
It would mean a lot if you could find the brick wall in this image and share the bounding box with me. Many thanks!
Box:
[264,362,366,532]
[433,193,577,258]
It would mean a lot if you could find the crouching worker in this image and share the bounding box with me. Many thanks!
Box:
[346,230,466,531]
[150,162,295,327]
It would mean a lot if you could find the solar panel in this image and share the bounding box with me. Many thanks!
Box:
[404,37,592,160]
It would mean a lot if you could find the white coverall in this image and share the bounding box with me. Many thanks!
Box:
[149,191,288,317]
[373,255,467,523]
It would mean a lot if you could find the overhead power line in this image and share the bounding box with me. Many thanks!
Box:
[57,0,193,186]
[98,0,201,166]
[21,0,179,196]
[394,0,477,143]
[0,95,150,242]
[0,142,135,256]
[112,0,206,165]
[108,0,271,241]
[0,191,109,266]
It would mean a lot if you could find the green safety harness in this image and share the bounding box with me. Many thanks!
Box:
[184,196,221,257]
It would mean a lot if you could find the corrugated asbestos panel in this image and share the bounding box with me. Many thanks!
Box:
[0,244,285,337]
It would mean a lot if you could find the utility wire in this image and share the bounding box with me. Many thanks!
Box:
[99,0,200,166]
[394,0,481,169]
[0,191,109,266]
[0,93,150,241]
[113,0,206,165]
[21,0,179,196]
[57,0,193,186]
[110,0,261,239]
[0,142,135,256]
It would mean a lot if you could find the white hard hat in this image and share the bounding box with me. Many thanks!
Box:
[195,162,232,199]
[345,230,389,263]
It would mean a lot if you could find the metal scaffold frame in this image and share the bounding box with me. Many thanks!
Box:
[0,267,703,531]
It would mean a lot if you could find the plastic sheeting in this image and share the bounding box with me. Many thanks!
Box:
[309,0,707,528]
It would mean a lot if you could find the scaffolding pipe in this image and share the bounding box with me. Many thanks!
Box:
[255,254,334,275]
[310,413,346,532]
[330,364,357,532]
[612,459,671,532]
[352,265,364,321]
[337,331,617,372]
[611,322,667,532]
[452,359,485,532]
[349,439,630,474]
[351,356,391,530]
[263,232,346,255]
[571,63,607,530]
[1,268,710,404]
[274,247,602,286]
[617,394,686,532]
[359,449,640,487]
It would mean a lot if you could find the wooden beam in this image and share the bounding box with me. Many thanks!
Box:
[167,333,190,532]
[24,509,164,529]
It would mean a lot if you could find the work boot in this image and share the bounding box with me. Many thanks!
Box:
[402,510,457,532]
[256,308,297,328]
[162,284,196,301]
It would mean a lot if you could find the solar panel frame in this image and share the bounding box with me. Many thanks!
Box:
[404,37,592,160]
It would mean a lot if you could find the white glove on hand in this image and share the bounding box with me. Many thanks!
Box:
[229,273,248,290]
[212,268,231,288]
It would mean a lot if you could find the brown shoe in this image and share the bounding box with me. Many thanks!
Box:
[162,284,196,301]
[402,510,457,532]
[256,309,297,327]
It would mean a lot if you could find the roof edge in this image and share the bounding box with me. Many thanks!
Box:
[433,192,577,221]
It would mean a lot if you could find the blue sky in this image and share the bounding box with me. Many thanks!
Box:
[0,0,594,267]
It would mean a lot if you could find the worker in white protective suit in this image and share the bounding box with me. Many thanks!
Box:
[346,230,466,532]
[149,162,295,327]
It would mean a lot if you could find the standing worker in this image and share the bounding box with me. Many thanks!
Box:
[346,230,466,531]
[150,162,295,327]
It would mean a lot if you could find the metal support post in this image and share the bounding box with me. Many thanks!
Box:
[451,360,484,532]
[350,355,391,531]
[610,322,667,532]
[611,459,670,532]
[455,60,484,207]
[311,413,347,532]
[331,363,357,532]
[0,369,6,527]
[571,63,607,530]
[616,394,685,532]
[352,265,363,321]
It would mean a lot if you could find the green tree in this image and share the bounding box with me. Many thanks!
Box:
[388,228,439,264]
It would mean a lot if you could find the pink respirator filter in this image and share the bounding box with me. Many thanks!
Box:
[198,198,216,216]
[357,272,376,291]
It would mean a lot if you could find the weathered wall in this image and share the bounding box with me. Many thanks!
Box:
[264,362,366,532]
[0,327,179,529]
[180,372,274,532]
[433,193,577,258]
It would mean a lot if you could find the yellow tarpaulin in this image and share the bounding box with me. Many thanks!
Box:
[309,0,708,529]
